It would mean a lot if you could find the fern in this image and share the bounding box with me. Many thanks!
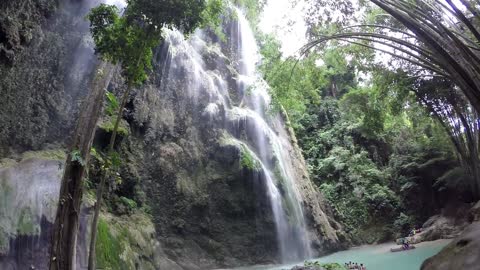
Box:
[71,150,86,166]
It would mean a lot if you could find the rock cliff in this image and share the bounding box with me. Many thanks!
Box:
[0,1,342,269]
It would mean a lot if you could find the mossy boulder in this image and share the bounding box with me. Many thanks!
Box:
[98,115,130,137]
[94,212,180,270]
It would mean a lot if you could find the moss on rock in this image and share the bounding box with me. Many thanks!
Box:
[0,231,8,254]
[17,208,39,235]
[0,158,16,168]
[94,212,162,269]
[221,133,261,172]
[96,218,122,269]
[240,145,260,171]
[21,149,66,161]
[98,116,130,136]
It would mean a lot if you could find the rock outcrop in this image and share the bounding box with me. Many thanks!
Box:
[0,0,104,158]
[468,200,480,222]
[421,221,480,270]
[0,1,342,269]
[421,201,480,270]
[395,202,472,246]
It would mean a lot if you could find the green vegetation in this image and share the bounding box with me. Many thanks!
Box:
[303,261,347,270]
[0,158,16,168]
[17,208,38,235]
[98,116,130,136]
[302,0,480,198]
[91,213,158,269]
[0,149,66,168]
[260,25,465,241]
[71,150,86,166]
[119,196,137,210]
[232,0,266,26]
[21,149,66,161]
[240,145,261,171]
[95,218,122,270]
[41,0,480,266]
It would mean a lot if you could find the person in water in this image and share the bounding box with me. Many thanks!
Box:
[360,263,366,270]
[403,238,410,250]
[346,261,355,269]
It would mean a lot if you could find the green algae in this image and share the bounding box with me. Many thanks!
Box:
[96,218,122,270]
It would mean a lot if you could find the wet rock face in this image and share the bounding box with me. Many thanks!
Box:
[421,222,480,270]
[0,0,101,158]
[122,74,280,268]
[115,21,342,266]
[0,217,53,270]
[468,201,480,222]
[0,156,182,270]
[0,0,57,64]
[0,158,62,269]
[0,1,342,269]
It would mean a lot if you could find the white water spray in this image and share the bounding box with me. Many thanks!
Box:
[159,7,313,262]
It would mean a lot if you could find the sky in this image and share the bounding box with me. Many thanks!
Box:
[105,0,126,8]
[259,0,308,57]
[106,0,467,60]
[259,0,468,58]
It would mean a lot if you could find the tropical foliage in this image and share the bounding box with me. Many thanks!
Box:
[260,27,471,241]
[303,0,480,198]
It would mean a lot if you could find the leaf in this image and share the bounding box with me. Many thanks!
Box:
[90,147,105,163]
[71,150,86,166]
[105,92,119,116]
[108,151,122,169]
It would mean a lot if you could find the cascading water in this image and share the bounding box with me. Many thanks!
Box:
[0,0,342,269]
[158,7,312,262]
[233,8,312,261]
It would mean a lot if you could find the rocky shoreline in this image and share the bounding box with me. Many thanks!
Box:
[421,201,480,270]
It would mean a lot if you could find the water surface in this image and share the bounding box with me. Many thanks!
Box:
[233,239,450,270]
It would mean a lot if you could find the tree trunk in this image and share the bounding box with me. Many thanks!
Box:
[49,61,114,270]
[87,85,132,270]
[468,150,480,199]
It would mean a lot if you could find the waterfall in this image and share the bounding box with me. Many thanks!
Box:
[233,8,312,262]
[158,7,312,262]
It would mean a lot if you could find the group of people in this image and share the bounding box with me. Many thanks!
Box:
[408,227,422,237]
[344,261,367,270]
[401,238,411,250]
[402,226,422,249]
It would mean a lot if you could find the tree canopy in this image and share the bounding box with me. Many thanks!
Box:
[259,1,477,240]
[296,0,480,198]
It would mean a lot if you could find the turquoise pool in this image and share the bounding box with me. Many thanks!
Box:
[233,239,450,270]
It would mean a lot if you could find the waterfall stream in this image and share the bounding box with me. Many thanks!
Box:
[0,3,317,268]
[158,7,312,262]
